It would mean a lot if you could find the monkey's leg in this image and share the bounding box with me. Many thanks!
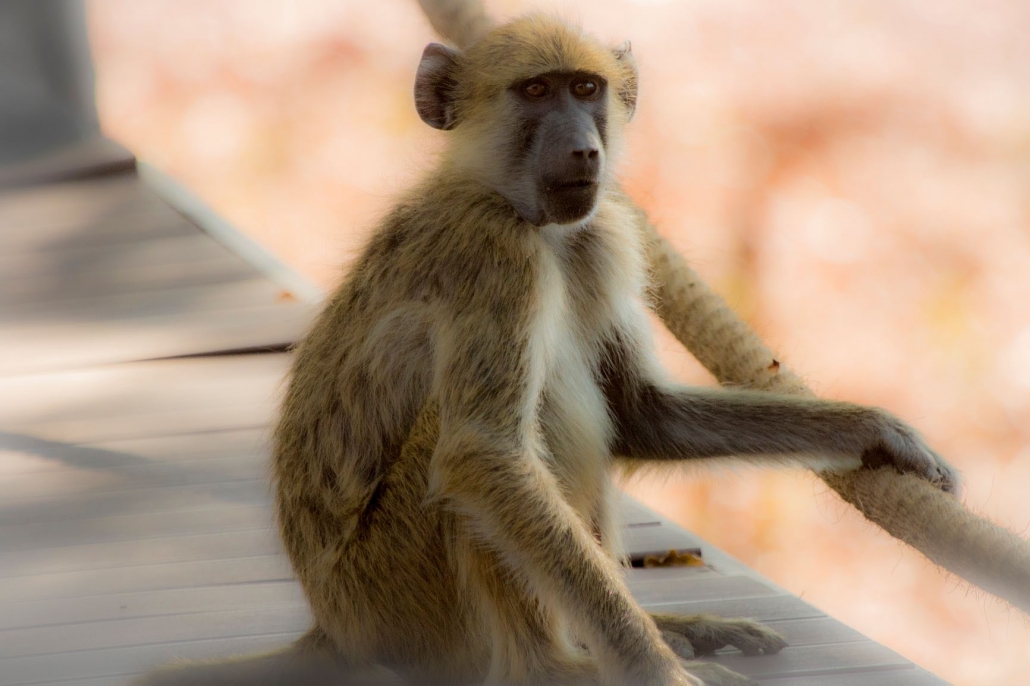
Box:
[468,542,599,686]
[651,613,786,658]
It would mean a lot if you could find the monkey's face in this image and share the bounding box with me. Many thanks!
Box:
[414,16,638,227]
[494,70,608,226]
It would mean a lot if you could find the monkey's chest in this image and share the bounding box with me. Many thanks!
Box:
[531,244,614,522]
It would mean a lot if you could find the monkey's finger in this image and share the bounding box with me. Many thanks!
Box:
[742,626,788,655]
[937,465,964,498]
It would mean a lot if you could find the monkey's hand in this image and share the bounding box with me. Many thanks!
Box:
[861,410,961,495]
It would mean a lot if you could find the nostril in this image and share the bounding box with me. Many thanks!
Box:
[572,148,600,159]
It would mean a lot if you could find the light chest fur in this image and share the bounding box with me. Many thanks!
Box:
[525,198,652,553]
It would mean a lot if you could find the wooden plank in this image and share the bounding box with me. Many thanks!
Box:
[0,176,185,249]
[746,617,866,649]
[1,428,268,476]
[0,348,290,411]
[0,606,309,662]
[0,302,314,377]
[0,137,135,189]
[140,163,326,305]
[0,277,289,320]
[0,170,319,373]
[0,202,194,256]
[0,593,309,660]
[1,256,258,307]
[0,233,243,282]
[764,667,951,685]
[1,453,265,502]
[0,355,291,442]
[704,641,910,680]
[0,580,305,633]
[0,631,300,686]
[628,574,779,606]
[1,477,270,525]
[0,173,140,222]
[0,529,283,579]
[640,593,826,623]
[0,554,293,604]
[0,503,275,553]
[0,402,272,444]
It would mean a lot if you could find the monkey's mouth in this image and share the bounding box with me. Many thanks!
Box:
[537,178,600,225]
[546,179,598,191]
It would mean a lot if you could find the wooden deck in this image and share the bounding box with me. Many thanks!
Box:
[0,155,952,685]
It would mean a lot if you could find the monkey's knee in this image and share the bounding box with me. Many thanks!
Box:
[652,613,786,658]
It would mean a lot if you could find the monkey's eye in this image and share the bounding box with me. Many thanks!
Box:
[522,80,549,99]
[572,80,598,98]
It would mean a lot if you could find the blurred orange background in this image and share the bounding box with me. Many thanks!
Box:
[84,1,1030,684]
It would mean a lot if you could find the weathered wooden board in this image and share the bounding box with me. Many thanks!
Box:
[0,355,291,443]
[0,232,244,280]
[0,137,135,189]
[0,632,300,686]
[0,528,284,579]
[640,593,825,623]
[0,605,311,661]
[707,641,910,679]
[0,303,313,376]
[764,668,950,685]
[0,176,192,252]
[0,581,306,633]
[0,503,276,552]
[2,477,270,526]
[0,173,317,375]
[0,554,294,604]
[0,464,267,512]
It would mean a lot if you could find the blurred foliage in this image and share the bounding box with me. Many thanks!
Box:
[87,1,1030,684]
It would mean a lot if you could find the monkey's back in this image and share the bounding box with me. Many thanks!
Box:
[270,183,518,675]
[269,176,650,676]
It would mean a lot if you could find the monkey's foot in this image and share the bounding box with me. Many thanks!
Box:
[681,661,755,686]
[653,613,787,657]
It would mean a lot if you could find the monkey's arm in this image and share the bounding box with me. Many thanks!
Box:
[430,305,689,686]
[634,218,1030,615]
[601,335,959,490]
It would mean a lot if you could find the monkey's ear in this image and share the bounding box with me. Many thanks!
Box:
[612,40,638,121]
[415,43,461,130]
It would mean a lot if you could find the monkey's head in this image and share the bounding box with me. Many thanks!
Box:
[415,15,638,227]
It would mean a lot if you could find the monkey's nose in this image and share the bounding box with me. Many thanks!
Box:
[571,146,599,160]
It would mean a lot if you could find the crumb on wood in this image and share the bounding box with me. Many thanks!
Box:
[643,549,705,568]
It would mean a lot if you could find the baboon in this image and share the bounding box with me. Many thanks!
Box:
[268,12,957,686]
[137,7,958,686]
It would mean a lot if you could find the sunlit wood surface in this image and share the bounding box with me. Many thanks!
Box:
[0,166,950,685]
[0,172,315,375]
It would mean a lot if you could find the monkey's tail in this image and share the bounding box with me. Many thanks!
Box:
[133,627,404,686]
[416,0,495,49]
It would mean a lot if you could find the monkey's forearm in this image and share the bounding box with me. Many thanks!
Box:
[613,386,874,467]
